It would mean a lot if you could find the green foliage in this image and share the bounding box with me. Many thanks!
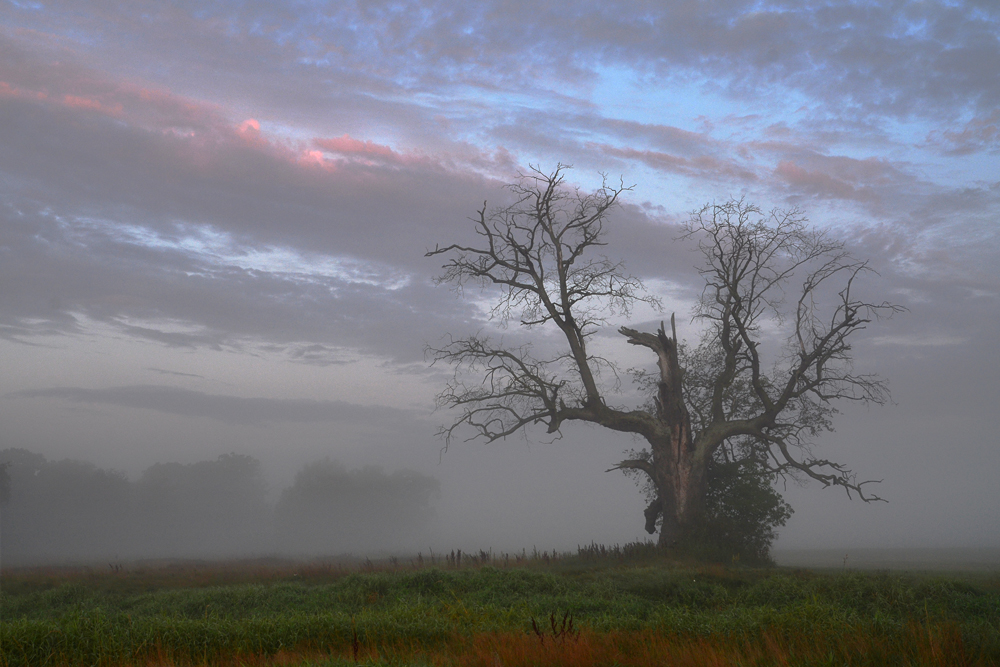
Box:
[622,441,794,564]
[2,560,998,666]
[629,340,797,563]
[688,453,794,565]
[0,460,10,504]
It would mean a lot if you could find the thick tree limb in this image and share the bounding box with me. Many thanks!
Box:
[427,165,658,410]
[428,178,902,548]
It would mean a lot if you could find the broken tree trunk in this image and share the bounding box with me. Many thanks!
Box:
[620,315,707,547]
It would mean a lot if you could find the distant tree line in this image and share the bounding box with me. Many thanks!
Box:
[0,449,439,565]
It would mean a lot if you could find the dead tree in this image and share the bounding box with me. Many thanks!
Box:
[427,166,903,548]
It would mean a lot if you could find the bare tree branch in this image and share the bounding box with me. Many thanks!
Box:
[428,176,903,548]
[681,199,904,502]
[426,164,659,412]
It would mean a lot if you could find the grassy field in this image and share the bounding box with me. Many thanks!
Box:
[2,546,999,666]
[774,548,1000,573]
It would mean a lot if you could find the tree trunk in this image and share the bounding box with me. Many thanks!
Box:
[650,431,708,547]
[621,316,706,548]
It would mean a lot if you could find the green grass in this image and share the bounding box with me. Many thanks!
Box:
[2,552,999,666]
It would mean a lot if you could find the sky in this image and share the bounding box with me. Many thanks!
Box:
[1,0,998,555]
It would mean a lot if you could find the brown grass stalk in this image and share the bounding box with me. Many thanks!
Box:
[37,622,982,667]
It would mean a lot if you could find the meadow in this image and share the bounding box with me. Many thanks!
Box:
[2,545,999,666]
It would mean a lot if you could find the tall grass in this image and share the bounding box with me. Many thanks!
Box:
[2,623,991,667]
[2,549,999,666]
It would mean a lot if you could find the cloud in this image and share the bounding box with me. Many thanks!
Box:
[0,59,516,362]
[0,0,998,554]
[869,334,968,347]
[13,385,420,426]
[10,2,998,136]
[283,344,359,367]
[0,5,994,367]
[773,160,879,204]
[927,109,1000,155]
[146,368,205,379]
[314,135,400,161]
[115,323,227,350]
[0,191,479,361]
[601,145,759,183]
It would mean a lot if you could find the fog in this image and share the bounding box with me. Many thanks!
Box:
[0,449,439,565]
[2,1,999,567]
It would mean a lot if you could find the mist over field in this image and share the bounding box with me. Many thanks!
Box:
[0,449,441,565]
[1,1,999,567]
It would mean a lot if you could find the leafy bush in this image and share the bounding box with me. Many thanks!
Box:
[683,453,793,565]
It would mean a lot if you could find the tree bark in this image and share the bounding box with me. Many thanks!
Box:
[649,432,708,547]
[620,316,707,547]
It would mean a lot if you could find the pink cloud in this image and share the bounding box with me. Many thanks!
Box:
[130,87,219,128]
[927,110,1000,156]
[309,134,500,175]
[771,154,912,207]
[0,38,519,208]
[62,94,124,117]
[236,118,271,149]
[297,148,338,171]
[596,144,759,182]
[1,70,308,176]
[0,80,124,118]
[0,80,48,101]
[0,70,222,134]
[774,160,861,200]
[314,134,399,161]
[1,38,517,187]
[0,39,226,135]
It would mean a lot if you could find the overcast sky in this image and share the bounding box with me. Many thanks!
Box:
[1,0,998,553]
